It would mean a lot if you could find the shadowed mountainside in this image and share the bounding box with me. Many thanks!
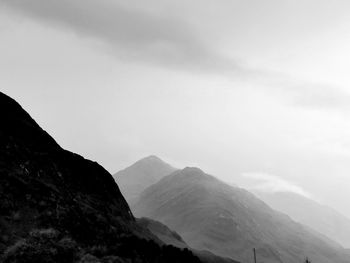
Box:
[133,167,350,263]
[137,217,187,249]
[114,155,177,204]
[255,191,350,248]
[137,217,239,263]
[0,92,207,263]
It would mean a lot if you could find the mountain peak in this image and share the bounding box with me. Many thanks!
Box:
[183,167,204,174]
[171,167,219,184]
[0,92,60,152]
[114,155,177,203]
[143,155,162,160]
[136,155,167,165]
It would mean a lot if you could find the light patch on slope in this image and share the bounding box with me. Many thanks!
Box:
[241,172,313,198]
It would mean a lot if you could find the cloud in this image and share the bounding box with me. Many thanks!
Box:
[0,0,245,74]
[256,71,350,111]
[241,172,312,198]
[293,83,350,110]
[2,0,350,111]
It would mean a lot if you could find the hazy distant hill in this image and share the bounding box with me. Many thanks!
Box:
[255,191,350,248]
[114,155,177,203]
[115,157,237,262]
[133,167,350,263]
[0,92,205,263]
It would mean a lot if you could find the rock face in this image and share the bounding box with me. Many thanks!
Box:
[255,191,350,248]
[133,167,350,263]
[0,92,202,263]
[114,155,176,204]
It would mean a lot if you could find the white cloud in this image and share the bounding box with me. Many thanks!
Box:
[241,172,312,198]
[2,0,350,111]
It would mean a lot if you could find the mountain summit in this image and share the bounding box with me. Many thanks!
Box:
[114,155,177,203]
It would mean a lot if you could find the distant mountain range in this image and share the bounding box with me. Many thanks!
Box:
[115,156,350,263]
[255,191,350,248]
[0,92,221,263]
[114,157,236,262]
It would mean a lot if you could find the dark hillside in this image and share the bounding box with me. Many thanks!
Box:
[0,92,202,263]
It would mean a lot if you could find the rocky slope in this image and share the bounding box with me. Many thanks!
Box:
[0,92,203,263]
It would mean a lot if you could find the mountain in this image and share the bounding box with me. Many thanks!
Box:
[114,157,238,262]
[137,218,238,263]
[133,167,350,263]
[114,155,177,204]
[254,191,350,248]
[0,92,204,263]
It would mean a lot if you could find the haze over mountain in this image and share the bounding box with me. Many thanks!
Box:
[115,156,350,250]
[255,191,350,248]
[133,167,350,263]
[114,155,177,204]
[0,92,209,263]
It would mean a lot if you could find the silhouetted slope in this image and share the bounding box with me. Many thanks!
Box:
[137,217,188,249]
[114,155,177,203]
[138,217,239,263]
[133,167,350,263]
[0,92,202,263]
[255,191,350,248]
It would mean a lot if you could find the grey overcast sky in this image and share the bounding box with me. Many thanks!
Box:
[1,0,350,218]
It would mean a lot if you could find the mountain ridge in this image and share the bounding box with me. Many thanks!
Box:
[133,167,350,263]
[255,190,350,248]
